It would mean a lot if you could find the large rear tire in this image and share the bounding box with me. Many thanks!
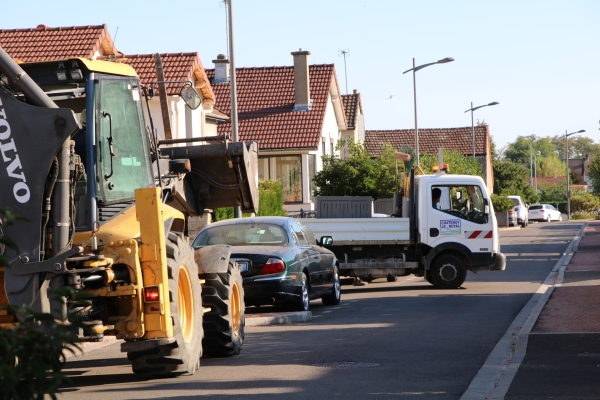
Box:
[201,263,245,356]
[430,254,467,289]
[128,233,203,376]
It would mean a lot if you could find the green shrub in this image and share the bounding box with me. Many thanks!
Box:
[0,289,89,400]
[256,180,287,217]
[213,179,286,221]
[571,211,598,220]
[490,194,514,212]
[570,192,600,213]
[0,208,91,399]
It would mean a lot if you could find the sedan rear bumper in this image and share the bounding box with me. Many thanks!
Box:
[243,274,302,306]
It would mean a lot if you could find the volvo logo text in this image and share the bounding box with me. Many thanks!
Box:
[0,99,30,203]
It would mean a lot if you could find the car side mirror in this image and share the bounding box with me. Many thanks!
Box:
[319,236,333,246]
[483,197,489,215]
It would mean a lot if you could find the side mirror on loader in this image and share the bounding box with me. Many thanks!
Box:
[180,84,201,110]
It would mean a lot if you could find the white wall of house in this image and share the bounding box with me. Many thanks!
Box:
[283,94,341,213]
[142,97,205,142]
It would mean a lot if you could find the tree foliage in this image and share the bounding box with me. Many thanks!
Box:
[490,194,514,212]
[588,156,600,195]
[538,182,566,204]
[492,161,539,204]
[420,149,483,177]
[312,140,397,199]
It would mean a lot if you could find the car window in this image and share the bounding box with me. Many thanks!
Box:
[291,221,308,246]
[192,223,287,248]
[300,223,317,245]
[510,198,519,206]
[529,205,543,210]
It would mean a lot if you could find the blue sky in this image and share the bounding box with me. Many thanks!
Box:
[2,0,599,150]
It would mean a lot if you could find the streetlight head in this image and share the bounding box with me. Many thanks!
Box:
[488,102,499,106]
[437,57,454,64]
[578,129,586,133]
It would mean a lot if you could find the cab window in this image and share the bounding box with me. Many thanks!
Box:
[432,185,488,224]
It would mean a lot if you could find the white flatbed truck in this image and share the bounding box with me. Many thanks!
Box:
[301,173,506,289]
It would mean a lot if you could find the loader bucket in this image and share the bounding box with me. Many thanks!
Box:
[161,141,259,214]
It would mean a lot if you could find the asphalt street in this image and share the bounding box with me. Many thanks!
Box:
[59,221,583,399]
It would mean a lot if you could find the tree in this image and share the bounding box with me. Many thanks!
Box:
[537,155,566,178]
[493,161,539,204]
[420,150,482,177]
[506,136,561,165]
[312,140,397,199]
[588,156,600,194]
[538,182,566,203]
[551,135,598,159]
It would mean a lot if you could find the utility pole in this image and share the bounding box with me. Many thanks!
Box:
[226,0,241,218]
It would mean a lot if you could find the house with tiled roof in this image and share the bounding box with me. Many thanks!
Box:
[206,50,348,211]
[0,24,218,140]
[365,126,493,190]
[0,24,120,61]
[340,89,365,157]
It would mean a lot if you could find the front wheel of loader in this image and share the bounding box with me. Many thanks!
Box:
[128,234,203,376]
[201,262,245,356]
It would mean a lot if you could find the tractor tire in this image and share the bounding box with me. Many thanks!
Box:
[322,267,341,306]
[201,262,245,357]
[128,233,203,376]
[430,254,467,289]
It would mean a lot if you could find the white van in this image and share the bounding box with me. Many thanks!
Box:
[507,195,528,227]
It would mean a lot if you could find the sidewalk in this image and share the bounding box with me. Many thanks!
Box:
[505,220,600,399]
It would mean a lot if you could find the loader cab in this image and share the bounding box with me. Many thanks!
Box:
[13,59,154,231]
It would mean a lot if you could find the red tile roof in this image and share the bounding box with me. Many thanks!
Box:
[365,126,489,156]
[205,64,336,150]
[120,53,215,103]
[341,92,362,129]
[0,24,119,62]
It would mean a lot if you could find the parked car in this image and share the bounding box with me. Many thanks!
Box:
[192,217,340,311]
[528,204,563,222]
[508,209,517,227]
[508,195,528,227]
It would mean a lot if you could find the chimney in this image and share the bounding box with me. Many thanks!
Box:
[212,54,230,84]
[291,49,312,111]
[353,89,358,94]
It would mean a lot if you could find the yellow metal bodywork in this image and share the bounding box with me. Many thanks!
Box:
[135,187,174,339]
[70,190,184,341]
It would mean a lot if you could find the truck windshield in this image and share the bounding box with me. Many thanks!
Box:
[96,77,153,204]
[433,185,487,224]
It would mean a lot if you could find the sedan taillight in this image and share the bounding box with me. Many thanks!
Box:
[258,258,286,275]
[540,210,545,213]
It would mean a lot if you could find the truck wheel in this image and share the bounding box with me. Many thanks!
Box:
[128,234,203,376]
[201,263,245,356]
[430,254,467,289]
[386,275,398,282]
[322,267,341,305]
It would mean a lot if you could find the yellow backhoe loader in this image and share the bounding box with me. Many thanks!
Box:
[0,45,258,375]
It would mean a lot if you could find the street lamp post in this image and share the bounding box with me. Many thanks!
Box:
[528,135,538,186]
[534,151,541,192]
[403,57,454,168]
[464,101,499,157]
[565,129,586,221]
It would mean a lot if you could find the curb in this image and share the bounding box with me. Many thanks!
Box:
[498,226,520,230]
[245,311,312,327]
